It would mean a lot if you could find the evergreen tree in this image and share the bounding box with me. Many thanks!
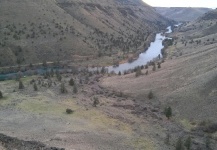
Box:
[176,138,184,150]
[43,60,47,67]
[101,67,106,74]
[148,90,153,99]
[50,69,54,77]
[66,108,74,114]
[165,133,170,145]
[164,106,172,119]
[205,136,211,149]
[56,71,61,81]
[157,62,161,68]
[118,71,121,76]
[33,83,38,91]
[135,67,142,77]
[0,91,3,99]
[60,83,67,93]
[73,84,78,94]
[184,136,192,150]
[19,80,24,89]
[69,78,74,86]
[93,97,99,107]
[152,63,156,71]
[145,70,148,75]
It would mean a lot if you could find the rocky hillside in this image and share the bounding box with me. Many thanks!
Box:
[0,0,172,67]
[155,7,212,22]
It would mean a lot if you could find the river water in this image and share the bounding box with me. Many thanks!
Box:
[106,26,172,73]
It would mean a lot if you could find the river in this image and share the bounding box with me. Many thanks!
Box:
[106,26,172,73]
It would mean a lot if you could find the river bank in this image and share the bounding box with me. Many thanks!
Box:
[0,25,174,80]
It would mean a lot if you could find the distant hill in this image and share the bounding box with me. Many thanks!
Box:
[155,7,212,22]
[0,0,172,67]
[177,9,217,36]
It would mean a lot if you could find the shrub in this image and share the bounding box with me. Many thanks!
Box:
[66,108,74,114]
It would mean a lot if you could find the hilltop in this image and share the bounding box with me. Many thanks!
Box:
[0,0,172,67]
[155,7,212,22]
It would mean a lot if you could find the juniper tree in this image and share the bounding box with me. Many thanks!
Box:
[101,67,106,74]
[33,83,38,91]
[205,136,211,149]
[19,80,24,89]
[66,108,74,114]
[50,69,54,77]
[157,62,161,68]
[176,138,184,150]
[145,70,148,75]
[135,67,142,77]
[184,136,192,150]
[69,78,74,86]
[148,90,153,99]
[93,97,99,107]
[56,71,61,81]
[60,83,67,93]
[73,84,78,94]
[43,60,47,67]
[164,106,172,119]
[0,91,3,99]
[165,133,170,145]
[152,63,156,71]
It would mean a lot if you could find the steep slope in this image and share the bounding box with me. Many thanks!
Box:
[0,0,171,67]
[155,7,212,22]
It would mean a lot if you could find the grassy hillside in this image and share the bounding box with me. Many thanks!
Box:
[102,9,217,149]
[0,0,171,67]
[155,7,212,22]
